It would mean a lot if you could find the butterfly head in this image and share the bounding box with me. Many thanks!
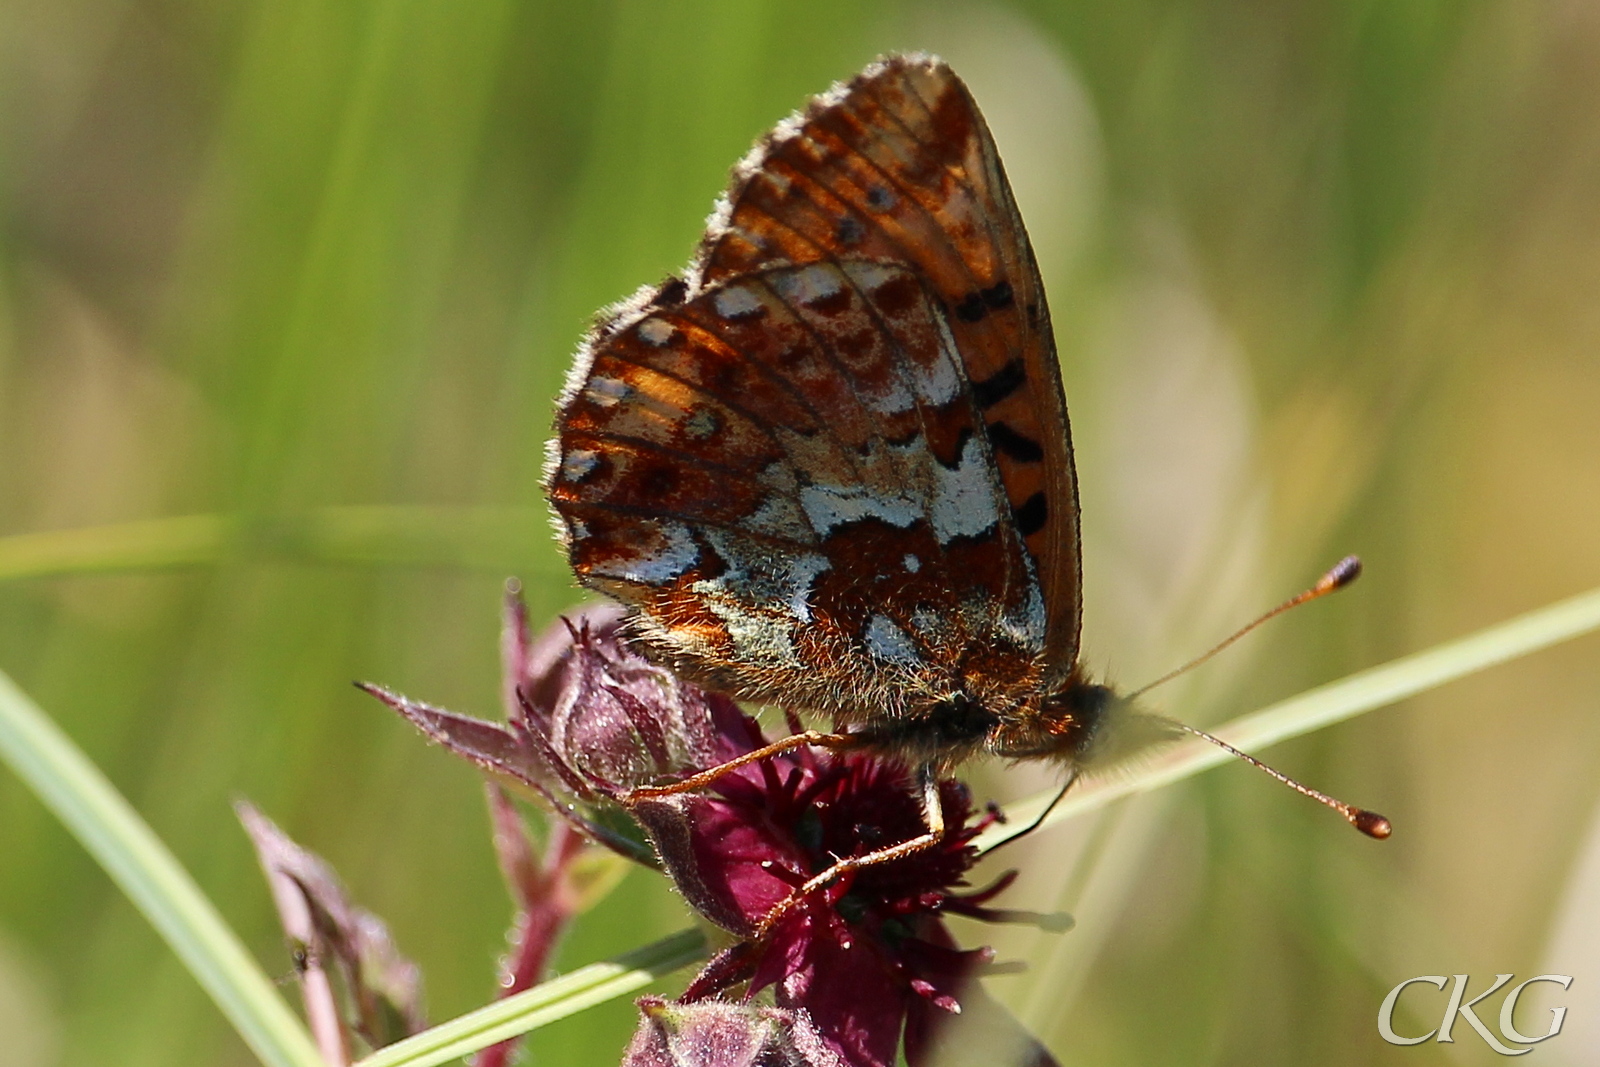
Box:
[989,676,1182,772]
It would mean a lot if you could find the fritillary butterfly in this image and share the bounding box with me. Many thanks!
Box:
[545,54,1387,885]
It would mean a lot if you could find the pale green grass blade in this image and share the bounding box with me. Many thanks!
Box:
[353,928,707,1067]
[269,506,550,571]
[0,515,234,580]
[982,583,1600,847]
[0,507,554,582]
[0,669,325,1067]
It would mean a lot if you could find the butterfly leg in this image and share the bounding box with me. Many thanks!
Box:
[753,763,945,940]
[623,730,860,801]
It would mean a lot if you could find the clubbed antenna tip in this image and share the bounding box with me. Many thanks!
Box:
[1320,555,1363,593]
[1175,722,1393,841]
[1128,555,1366,701]
[1349,808,1392,839]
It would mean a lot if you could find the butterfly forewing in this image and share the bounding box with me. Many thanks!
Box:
[549,54,1083,730]
[698,54,1082,680]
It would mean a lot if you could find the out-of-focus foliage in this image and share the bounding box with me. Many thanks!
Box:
[1,2,1597,1065]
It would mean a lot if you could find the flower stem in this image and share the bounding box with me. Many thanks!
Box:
[353,928,708,1067]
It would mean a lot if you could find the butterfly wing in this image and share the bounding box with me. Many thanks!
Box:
[697,53,1083,682]
[549,258,1040,721]
[547,54,1083,723]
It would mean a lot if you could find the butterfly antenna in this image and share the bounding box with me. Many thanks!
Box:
[1127,555,1363,701]
[1127,554,1388,839]
[1170,721,1391,838]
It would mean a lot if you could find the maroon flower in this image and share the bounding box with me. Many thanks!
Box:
[627,710,1059,1067]
[370,593,1064,1067]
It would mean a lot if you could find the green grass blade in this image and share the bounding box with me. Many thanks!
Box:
[353,928,708,1067]
[0,515,234,581]
[0,669,325,1067]
[982,583,1600,847]
[0,507,554,582]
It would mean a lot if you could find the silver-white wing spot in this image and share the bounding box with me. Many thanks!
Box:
[929,433,1002,543]
[560,449,600,483]
[996,581,1048,654]
[691,531,828,624]
[742,494,816,542]
[585,377,633,407]
[770,263,843,306]
[585,520,699,584]
[637,319,676,346]
[713,284,764,320]
[704,600,801,668]
[799,483,919,535]
[844,261,899,289]
[783,553,831,623]
[915,309,963,406]
[865,614,922,666]
[860,375,916,416]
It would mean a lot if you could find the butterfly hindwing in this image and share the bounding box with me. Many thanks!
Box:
[550,258,1046,723]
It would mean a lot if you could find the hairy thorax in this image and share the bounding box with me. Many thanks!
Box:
[846,667,1175,775]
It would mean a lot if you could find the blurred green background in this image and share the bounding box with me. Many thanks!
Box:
[2,2,1599,1065]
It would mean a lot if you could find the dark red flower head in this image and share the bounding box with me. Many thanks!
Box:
[627,707,1031,1067]
[369,595,1062,1067]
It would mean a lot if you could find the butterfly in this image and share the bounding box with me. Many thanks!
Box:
[545,54,1385,913]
